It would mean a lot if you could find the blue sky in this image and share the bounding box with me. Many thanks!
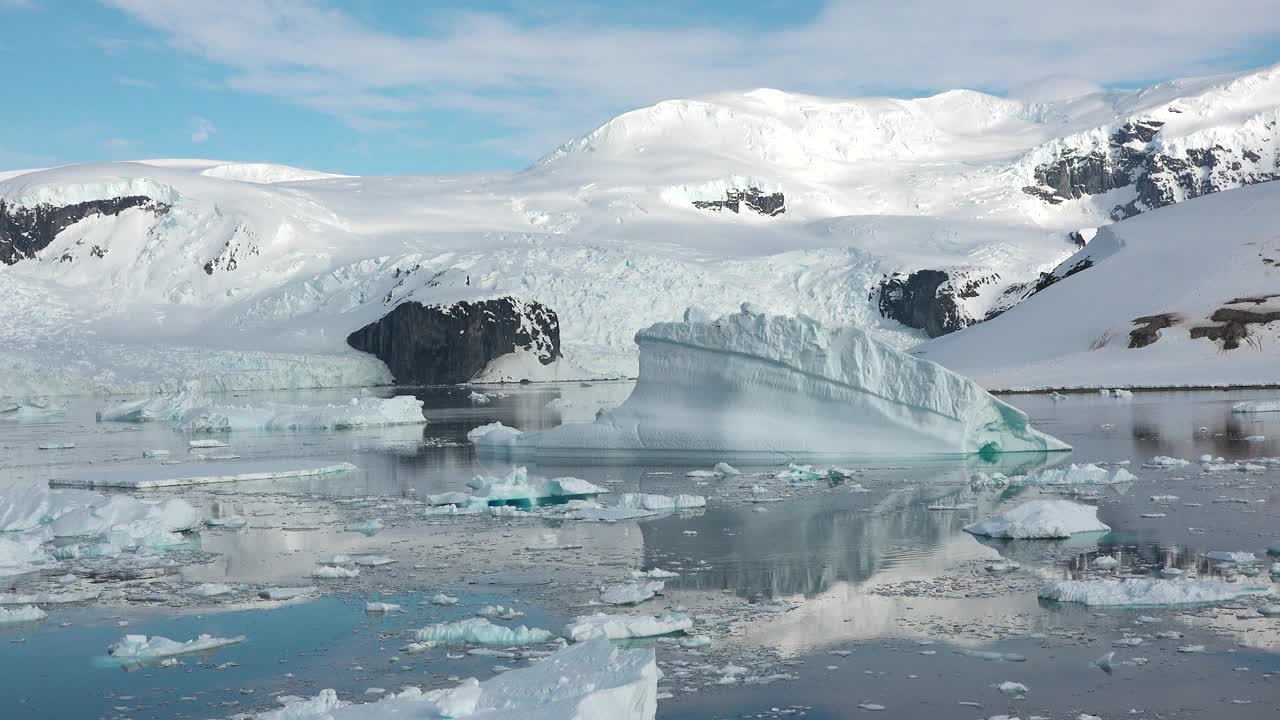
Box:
[2,0,1279,176]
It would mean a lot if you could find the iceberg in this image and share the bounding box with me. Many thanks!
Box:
[259,587,317,601]
[97,385,210,423]
[412,617,554,646]
[1040,579,1272,606]
[51,459,358,489]
[472,308,1068,458]
[467,422,523,445]
[964,500,1110,539]
[1232,400,1280,413]
[0,605,48,624]
[599,580,665,605]
[107,633,245,659]
[466,467,606,507]
[564,612,693,642]
[49,495,200,550]
[244,638,656,720]
[0,587,101,604]
[617,493,706,512]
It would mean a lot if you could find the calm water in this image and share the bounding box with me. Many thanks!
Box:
[2,384,1279,719]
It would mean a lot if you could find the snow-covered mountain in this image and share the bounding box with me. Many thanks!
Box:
[3,64,1280,395]
[913,180,1280,390]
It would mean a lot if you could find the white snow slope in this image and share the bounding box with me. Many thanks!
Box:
[4,64,1280,395]
[915,181,1280,390]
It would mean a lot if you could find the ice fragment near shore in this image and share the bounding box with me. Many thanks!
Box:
[965,500,1109,539]
[473,308,1067,457]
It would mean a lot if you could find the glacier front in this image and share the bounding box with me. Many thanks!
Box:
[473,307,1068,459]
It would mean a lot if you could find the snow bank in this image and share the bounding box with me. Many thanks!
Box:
[964,500,1110,539]
[473,308,1067,458]
[565,612,693,642]
[1040,579,1272,606]
[52,460,358,489]
[412,618,555,646]
[465,467,605,507]
[107,633,245,659]
[245,637,656,720]
[1233,400,1280,413]
[0,605,48,624]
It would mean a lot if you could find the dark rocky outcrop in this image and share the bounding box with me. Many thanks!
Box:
[692,187,785,216]
[0,196,168,265]
[1129,313,1182,349]
[876,268,1001,338]
[1190,305,1280,350]
[1022,119,1280,220]
[346,297,562,385]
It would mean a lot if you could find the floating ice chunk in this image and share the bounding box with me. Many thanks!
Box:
[994,681,1028,695]
[206,515,247,528]
[1245,435,1266,442]
[564,612,693,642]
[680,635,711,649]
[858,703,886,711]
[617,493,706,512]
[52,459,358,489]
[1177,644,1207,653]
[0,605,47,624]
[312,565,360,579]
[186,583,235,597]
[142,449,170,459]
[1144,456,1190,468]
[426,491,474,507]
[561,505,657,522]
[954,649,1026,662]
[177,396,425,432]
[1258,605,1280,617]
[477,605,524,620]
[430,593,459,606]
[629,568,679,579]
[50,495,199,550]
[259,587,316,601]
[37,442,76,450]
[1150,494,1180,503]
[0,536,54,577]
[469,391,493,405]
[244,637,656,720]
[352,555,396,567]
[685,470,717,478]
[107,633,245,659]
[188,439,230,449]
[1039,578,1272,606]
[345,519,385,535]
[1092,651,1114,673]
[98,385,210,423]
[984,560,1021,573]
[1204,551,1257,564]
[467,467,605,507]
[0,587,101,605]
[964,501,1110,539]
[412,618,554,646]
[1232,400,1280,413]
[0,397,67,419]
[600,580,664,605]
[1101,388,1133,398]
[1012,463,1136,486]
[366,602,402,613]
[1092,556,1120,570]
[474,310,1067,457]
[714,462,741,476]
[0,481,100,532]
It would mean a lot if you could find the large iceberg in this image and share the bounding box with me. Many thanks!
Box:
[472,307,1068,459]
[246,638,657,720]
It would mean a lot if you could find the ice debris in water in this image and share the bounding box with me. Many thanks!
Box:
[1204,551,1257,564]
[964,500,1110,539]
[477,605,524,620]
[617,493,706,512]
[312,565,360,579]
[365,602,402,614]
[0,605,48,624]
[345,519,385,535]
[108,633,245,659]
[1100,388,1133,398]
[466,467,605,507]
[0,587,101,605]
[52,459,358,489]
[188,439,230,449]
[1232,400,1280,413]
[352,555,395,567]
[413,618,554,646]
[564,612,693,642]
[1008,463,1135,486]
[260,587,316,601]
[994,681,1029,695]
[630,568,679,579]
[599,580,664,605]
[1039,579,1273,606]
[241,637,657,720]
[49,495,200,551]
[430,593,459,606]
[472,307,1067,457]
[0,535,55,577]
[1144,455,1190,468]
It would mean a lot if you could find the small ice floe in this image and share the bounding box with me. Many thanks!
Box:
[52,459,356,489]
[1144,456,1190,468]
[352,555,396,567]
[344,519,385,535]
[964,500,1110,539]
[617,493,706,512]
[685,469,717,478]
[1204,551,1257,564]
[1150,494,1180,503]
[243,639,655,720]
[545,398,571,413]
[429,593,459,606]
[36,442,76,450]
[477,605,523,620]
[468,391,493,405]
[467,467,606,507]
[1155,631,1183,639]
[188,439,230,449]
[1011,463,1136,486]
[186,583,235,598]
[680,635,711,649]
[1039,578,1272,606]
[1232,400,1280,413]
[985,560,1021,573]
[1177,644,1207,653]
[714,462,741,476]
[1245,435,1266,442]
[365,602,402,614]
[1113,637,1144,647]
[857,703,886,711]
[311,565,360,579]
[466,421,523,445]
[0,605,48,625]
[142,449,170,459]
[412,618,553,646]
[107,633,244,660]
[993,681,1028,695]
[600,580,664,605]
[629,568,679,579]
[206,515,247,528]
[956,649,1026,662]
[1093,556,1120,570]
[259,587,316,601]
[564,612,692,642]
[1141,513,1167,518]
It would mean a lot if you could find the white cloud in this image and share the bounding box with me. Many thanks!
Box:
[190,116,215,144]
[104,0,1280,159]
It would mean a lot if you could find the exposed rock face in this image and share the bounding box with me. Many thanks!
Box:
[1189,301,1280,350]
[876,268,1001,338]
[692,187,785,216]
[0,196,168,265]
[346,297,562,385]
[1129,313,1182,349]
[1022,119,1280,220]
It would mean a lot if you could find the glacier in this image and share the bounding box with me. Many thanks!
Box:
[473,307,1068,458]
